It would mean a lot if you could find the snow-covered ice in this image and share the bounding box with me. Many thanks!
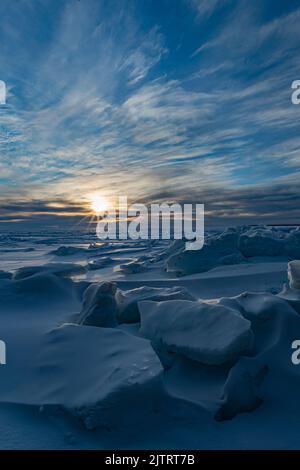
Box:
[116,285,196,323]
[13,263,86,280]
[1,226,300,449]
[139,299,253,365]
[78,282,118,327]
[166,225,299,276]
[288,260,300,290]
[0,323,163,430]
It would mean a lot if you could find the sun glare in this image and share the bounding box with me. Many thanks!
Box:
[90,194,109,214]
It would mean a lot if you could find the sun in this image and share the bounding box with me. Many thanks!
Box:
[89,194,109,215]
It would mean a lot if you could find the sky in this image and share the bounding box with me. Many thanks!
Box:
[1,0,300,229]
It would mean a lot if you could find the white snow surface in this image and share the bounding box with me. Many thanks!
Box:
[166,225,299,276]
[139,299,253,365]
[1,226,300,449]
[0,324,162,430]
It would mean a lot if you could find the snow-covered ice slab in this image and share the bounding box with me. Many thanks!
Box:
[48,246,87,256]
[78,282,197,326]
[78,281,118,327]
[87,257,114,270]
[166,230,241,276]
[219,291,291,323]
[278,261,300,314]
[165,226,297,276]
[238,228,284,257]
[13,263,86,280]
[215,359,268,421]
[284,228,300,258]
[139,300,253,365]
[288,260,300,290]
[116,286,196,323]
[119,261,147,274]
[0,324,163,430]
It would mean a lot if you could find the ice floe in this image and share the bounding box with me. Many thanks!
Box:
[138,299,253,365]
[166,225,300,275]
[116,286,196,323]
[13,263,86,280]
[78,282,118,327]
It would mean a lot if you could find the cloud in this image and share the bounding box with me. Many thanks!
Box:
[188,0,230,19]
[2,179,300,228]
[1,0,300,227]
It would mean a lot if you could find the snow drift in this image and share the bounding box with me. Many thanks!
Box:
[2,227,300,448]
[77,281,197,326]
[166,226,300,276]
[138,299,253,365]
[13,263,86,280]
[0,324,163,430]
